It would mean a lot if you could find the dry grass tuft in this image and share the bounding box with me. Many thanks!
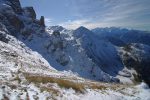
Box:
[24,73,125,94]
[89,83,107,90]
[24,73,85,93]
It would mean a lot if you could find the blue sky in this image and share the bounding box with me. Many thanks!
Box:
[20,0,150,30]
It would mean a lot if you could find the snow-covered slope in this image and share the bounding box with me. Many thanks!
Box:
[73,27,123,77]
[21,25,113,82]
[1,29,150,100]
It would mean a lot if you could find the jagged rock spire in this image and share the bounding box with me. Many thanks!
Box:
[40,16,45,27]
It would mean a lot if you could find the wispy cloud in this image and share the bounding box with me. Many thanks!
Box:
[59,19,91,29]
[61,0,150,30]
[59,19,116,29]
[32,0,150,31]
[45,18,53,26]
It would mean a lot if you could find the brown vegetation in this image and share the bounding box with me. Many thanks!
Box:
[24,73,85,93]
[24,73,125,94]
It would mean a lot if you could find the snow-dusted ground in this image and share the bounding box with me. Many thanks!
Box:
[18,26,114,82]
[0,34,150,100]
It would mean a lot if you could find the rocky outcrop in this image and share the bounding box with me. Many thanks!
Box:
[23,7,36,19]
[45,31,69,66]
[120,44,150,86]
[0,31,9,43]
[6,14,24,33]
[21,27,33,40]
[0,0,47,38]
[0,23,10,43]
[7,0,22,14]
[0,0,24,36]
[40,16,45,26]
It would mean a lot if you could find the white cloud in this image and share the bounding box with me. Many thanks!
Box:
[65,0,150,30]
[59,19,88,29]
[45,0,150,31]
[45,18,53,26]
[59,19,116,29]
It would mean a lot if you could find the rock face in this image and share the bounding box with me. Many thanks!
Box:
[0,0,46,37]
[0,0,24,36]
[23,7,36,19]
[6,14,24,33]
[120,44,150,86]
[45,31,69,66]
[0,31,9,43]
[7,0,22,14]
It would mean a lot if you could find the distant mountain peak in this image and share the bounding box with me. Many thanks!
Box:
[74,26,93,37]
[76,26,90,31]
[75,26,93,34]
